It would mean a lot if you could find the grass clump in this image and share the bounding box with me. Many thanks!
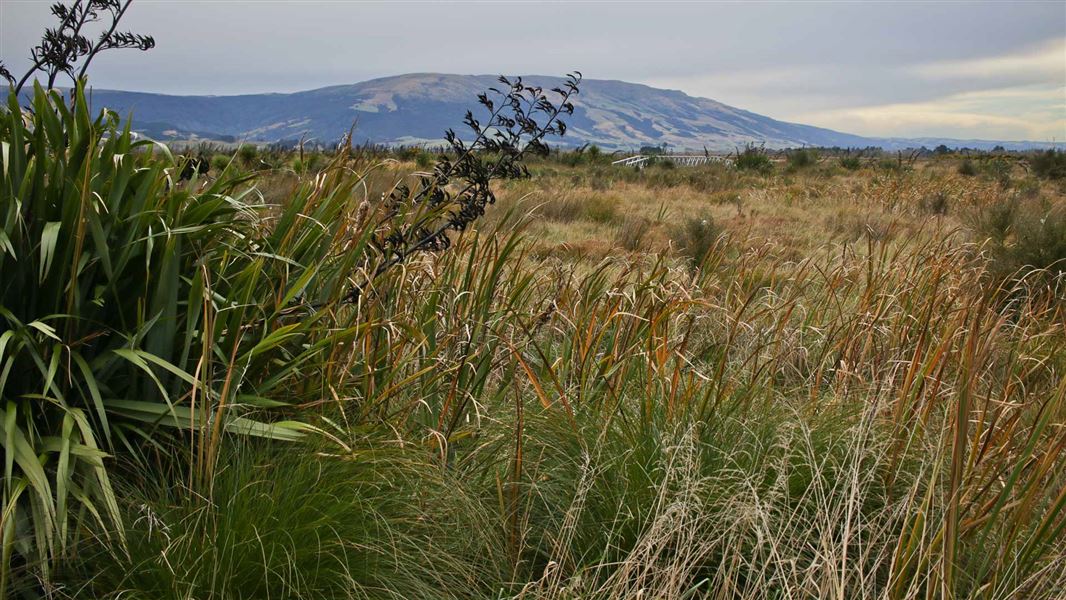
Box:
[671,214,722,269]
[615,215,653,251]
[61,441,507,599]
[920,190,952,216]
[537,194,618,224]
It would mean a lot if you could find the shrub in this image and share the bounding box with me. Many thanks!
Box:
[981,157,1013,186]
[734,144,773,174]
[970,198,1017,245]
[877,158,904,172]
[1008,204,1066,275]
[1029,149,1066,180]
[971,197,1066,282]
[237,143,258,164]
[210,153,232,172]
[1016,177,1042,199]
[839,156,862,171]
[415,150,434,169]
[957,159,977,176]
[786,148,817,170]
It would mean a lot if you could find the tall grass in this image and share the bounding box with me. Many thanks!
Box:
[57,213,1065,598]
[3,87,1065,598]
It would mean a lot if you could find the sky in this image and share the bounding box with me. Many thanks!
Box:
[2,0,1064,141]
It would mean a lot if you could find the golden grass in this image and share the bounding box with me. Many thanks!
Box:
[492,162,1062,269]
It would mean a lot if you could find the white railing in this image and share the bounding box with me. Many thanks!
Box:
[610,154,733,169]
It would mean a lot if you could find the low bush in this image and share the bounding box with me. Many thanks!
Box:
[839,156,863,170]
[1029,149,1066,180]
[981,157,1013,186]
[584,195,620,223]
[209,152,232,172]
[877,157,908,172]
[971,197,1066,282]
[237,143,258,164]
[415,149,435,169]
[1016,177,1042,199]
[734,144,773,174]
[786,148,818,170]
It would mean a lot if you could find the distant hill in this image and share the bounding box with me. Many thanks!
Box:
[59,74,1062,151]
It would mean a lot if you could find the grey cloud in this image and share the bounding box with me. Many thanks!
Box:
[2,0,1062,139]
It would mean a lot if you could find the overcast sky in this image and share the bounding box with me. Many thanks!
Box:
[2,0,1064,141]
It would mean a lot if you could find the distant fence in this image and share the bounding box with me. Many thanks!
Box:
[611,154,733,169]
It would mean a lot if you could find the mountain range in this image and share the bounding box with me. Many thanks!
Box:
[66,73,1061,152]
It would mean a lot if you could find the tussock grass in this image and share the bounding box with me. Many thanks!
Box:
[4,87,1065,599]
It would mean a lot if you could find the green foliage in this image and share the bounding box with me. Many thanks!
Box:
[557,144,610,167]
[786,148,817,170]
[583,196,619,223]
[734,144,773,174]
[972,197,1066,281]
[0,83,368,590]
[877,158,903,172]
[1016,177,1042,199]
[981,157,1013,186]
[236,143,258,164]
[1029,149,1066,180]
[415,149,434,169]
[62,441,509,599]
[1007,204,1066,274]
[839,156,862,171]
[209,153,231,173]
[957,158,978,176]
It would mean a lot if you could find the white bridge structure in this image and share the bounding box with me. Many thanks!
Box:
[611,154,733,169]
